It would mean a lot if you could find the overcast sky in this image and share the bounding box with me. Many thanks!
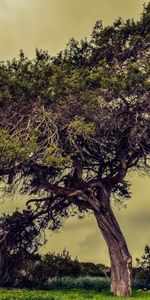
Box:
[0,0,150,266]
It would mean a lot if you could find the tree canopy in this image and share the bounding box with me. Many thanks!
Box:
[0,3,150,297]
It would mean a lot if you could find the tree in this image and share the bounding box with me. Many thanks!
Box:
[0,210,45,286]
[136,245,150,283]
[0,3,149,297]
[30,250,81,287]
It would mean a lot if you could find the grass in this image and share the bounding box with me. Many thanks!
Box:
[43,276,110,290]
[0,289,149,300]
[28,276,150,291]
[0,277,149,300]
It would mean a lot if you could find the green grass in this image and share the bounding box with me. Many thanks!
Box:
[43,276,110,290]
[0,289,149,300]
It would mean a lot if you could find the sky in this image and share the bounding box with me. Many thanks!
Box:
[0,0,150,266]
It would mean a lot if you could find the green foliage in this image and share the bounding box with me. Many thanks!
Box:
[43,276,109,291]
[0,129,39,166]
[136,245,150,284]
[132,278,150,291]
[0,4,149,107]
[43,144,71,168]
[29,250,81,287]
[69,117,95,137]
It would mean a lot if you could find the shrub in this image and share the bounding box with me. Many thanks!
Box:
[42,276,110,291]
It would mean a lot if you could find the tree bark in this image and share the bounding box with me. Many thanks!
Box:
[95,206,132,297]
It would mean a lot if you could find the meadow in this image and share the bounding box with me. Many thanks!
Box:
[0,289,150,300]
[0,277,149,300]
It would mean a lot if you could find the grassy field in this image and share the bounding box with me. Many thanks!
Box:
[0,289,150,300]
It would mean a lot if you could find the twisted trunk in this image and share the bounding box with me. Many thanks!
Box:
[95,206,132,297]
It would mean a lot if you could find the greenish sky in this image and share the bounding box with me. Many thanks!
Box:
[0,0,150,266]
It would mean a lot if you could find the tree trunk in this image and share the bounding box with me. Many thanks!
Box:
[95,207,132,297]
